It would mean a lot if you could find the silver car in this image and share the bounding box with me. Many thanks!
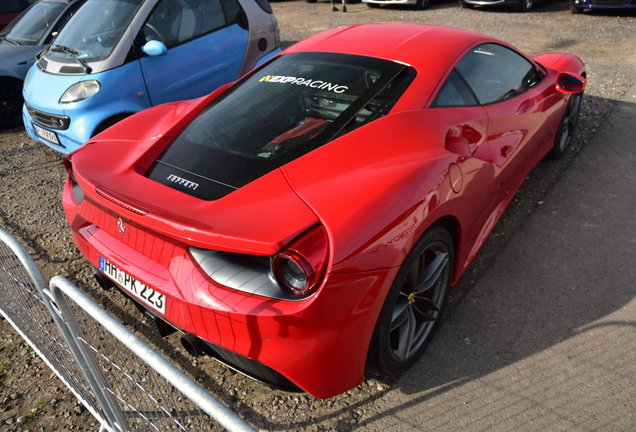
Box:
[362,0,430,9]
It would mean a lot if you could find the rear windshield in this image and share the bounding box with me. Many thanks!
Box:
[150,52,413,199]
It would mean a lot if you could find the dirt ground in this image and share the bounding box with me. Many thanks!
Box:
[0,1,634,431]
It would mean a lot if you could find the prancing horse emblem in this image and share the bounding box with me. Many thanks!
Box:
[117,218,125,235]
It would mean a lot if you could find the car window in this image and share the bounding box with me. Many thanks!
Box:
[143,0,227,48]
[432,69,478,107]
[0,2,66,44]
[50,0,143,62]
[44,1,86,44]
[220,0,244,26]
[455,43,543,105]
[251,0,272,13]
[148,52,413,198]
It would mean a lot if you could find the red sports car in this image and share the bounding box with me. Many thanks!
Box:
[63,23,585,399]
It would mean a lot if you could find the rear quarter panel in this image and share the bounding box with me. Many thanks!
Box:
[281,109,495,277]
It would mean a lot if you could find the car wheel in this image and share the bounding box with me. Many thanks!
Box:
[305,0,318,3]
[549,91,583,159]
[367,2,381,6]
[518,0,533,10]
[367,225,454,376]
[415,0,431,9]
[93,114,133,137]
[0,79,24,130]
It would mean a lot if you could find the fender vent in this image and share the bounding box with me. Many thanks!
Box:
[59,65,86,74]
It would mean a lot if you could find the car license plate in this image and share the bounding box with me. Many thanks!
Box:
[33,123,60,145]
[99,257,166,315]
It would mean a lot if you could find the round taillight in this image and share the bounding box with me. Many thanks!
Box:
[273,226,328,297]
[274,252,315,295]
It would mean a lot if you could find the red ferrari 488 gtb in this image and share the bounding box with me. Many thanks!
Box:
[63,23,585,398]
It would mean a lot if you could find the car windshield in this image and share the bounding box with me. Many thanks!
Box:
[150,52,414,197]
[47,0,141,62]
[0,2,65,45]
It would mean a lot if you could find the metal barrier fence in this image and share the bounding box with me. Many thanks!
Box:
[0,226,257,432]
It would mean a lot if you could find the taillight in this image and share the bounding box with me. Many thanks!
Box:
[95,188,148,216]
[273,225,328,297]
[63,155,74,179]
[63,155,85,204]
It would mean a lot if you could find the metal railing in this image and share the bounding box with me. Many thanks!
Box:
[0,226,257,432]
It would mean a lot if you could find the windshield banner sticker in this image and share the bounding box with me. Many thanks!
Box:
[259,75,348,94]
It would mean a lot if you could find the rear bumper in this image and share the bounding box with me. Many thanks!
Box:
[63,179,398,398]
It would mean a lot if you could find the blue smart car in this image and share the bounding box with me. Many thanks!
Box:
[0,0,84,128]
[23,0,280,153]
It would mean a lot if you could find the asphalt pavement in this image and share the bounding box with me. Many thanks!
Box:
[358,84,636,431]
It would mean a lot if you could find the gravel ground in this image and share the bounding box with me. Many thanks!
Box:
[0,2,634,431]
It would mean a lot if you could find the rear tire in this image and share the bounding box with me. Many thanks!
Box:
[93,114,133,137]
[367,226,454,376]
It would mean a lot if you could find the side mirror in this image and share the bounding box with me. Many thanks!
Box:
[142,40,167,56]
[556,72,586,94]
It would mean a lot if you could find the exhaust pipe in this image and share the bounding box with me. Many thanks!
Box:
[94,272,115,290]
[181,333,207,357]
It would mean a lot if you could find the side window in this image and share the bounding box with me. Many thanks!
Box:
[432,69,478,107]
[455,43,543,105]
[220,0,244,25]
[251,0,273,13]
[143,0,226,49]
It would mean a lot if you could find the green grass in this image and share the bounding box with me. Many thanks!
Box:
[24,409,37,422]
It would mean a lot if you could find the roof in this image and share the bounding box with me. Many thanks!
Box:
[285,23,499,109]
[284,23,495,71]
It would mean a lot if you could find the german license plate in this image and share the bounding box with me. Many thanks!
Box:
[33,123,60,145]
[99,257,166,315]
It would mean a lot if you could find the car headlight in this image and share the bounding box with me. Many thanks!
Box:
[23,67,32,91]
[60,80,101,104]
